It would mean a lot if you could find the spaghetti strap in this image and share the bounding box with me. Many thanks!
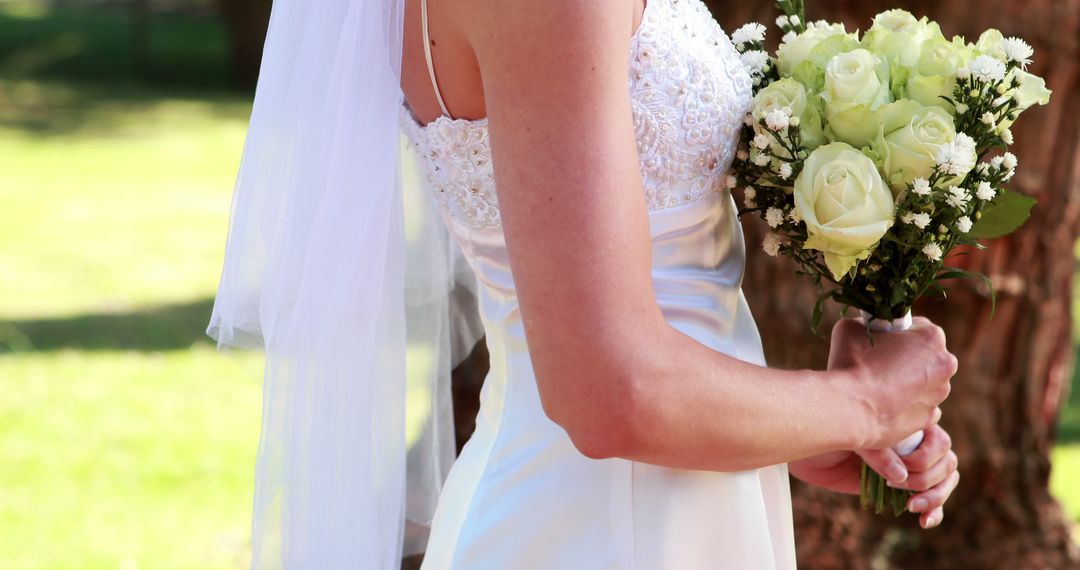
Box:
[421,0,453,118]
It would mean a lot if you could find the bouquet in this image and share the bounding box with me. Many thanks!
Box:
[728,1,1052,515]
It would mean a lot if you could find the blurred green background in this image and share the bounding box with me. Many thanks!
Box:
[0,1,1076,569]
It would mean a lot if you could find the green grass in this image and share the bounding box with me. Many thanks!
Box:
[1,4,263,568]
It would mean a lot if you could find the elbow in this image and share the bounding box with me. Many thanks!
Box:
[537,370,649,461]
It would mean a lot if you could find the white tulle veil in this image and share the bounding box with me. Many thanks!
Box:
[206,0,482,566]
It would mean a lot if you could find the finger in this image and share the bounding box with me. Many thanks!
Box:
[908,469,960,514]
[904,424,950,472]
[859,448,908,485]
[920,506,944,529]
[891,450,957,492]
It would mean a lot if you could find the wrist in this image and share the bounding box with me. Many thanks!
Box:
[817,368,873,451]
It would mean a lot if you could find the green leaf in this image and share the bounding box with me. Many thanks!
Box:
[968,190,1036,239]
[810,288,833,336]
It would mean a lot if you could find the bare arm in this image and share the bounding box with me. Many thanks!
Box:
[462,0,955,471]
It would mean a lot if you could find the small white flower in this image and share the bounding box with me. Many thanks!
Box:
[732,23,767,46]
[752,151,771,166]
[778,163,793,179]
[992,95,1011,107]
[1001,128,1014,145]
[912,212,932,229]
[911,178,932,196]
[766,207,785,228]
[922,242,944,261]
[1002,152,1018,169]
[788,209,802,223]
[1001,37,1034,69]
[743,187,757,208]
[764,108,791,131]
[788,15,801,26]
[976,181,996,201]
[981,112,997,125]
[935,133,977,176]
[740,50,771,76]
[725,175,738,189]
[946,185,971,208]
[782,31,797,43]
[775,15,790,28]
[955,102,969,113]
[789,116,801,127]
[957,216,973,233]
[990,155,1005,169]
[901,212,917,224]
[968,55,1007,82]
[957,66,971,79]
[737,149,750,161]
[762,232,783,256]
[744,113,754,126]
[753,132,772,150]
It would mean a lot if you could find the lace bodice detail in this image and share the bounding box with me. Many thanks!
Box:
[400,0,753,229]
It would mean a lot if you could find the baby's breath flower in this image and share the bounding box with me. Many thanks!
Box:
[993,95,1011,107]
[762,232,783,256]
[957,216,973,233]
[764,108,791,131]
[981,112,997,125]
[725,175,738,189]
[1002,151,1018,170]
[957,66,971,79]
[752,151,771,166]
[1001,37,1034,69]
[743,187,757,208]
[976,181,996,201]
[912,212,932,229]
[1000,128,1014,145]
[765,207,785,228]
[788,209,802,223]
[778,163,793,179]
[789,15,801,26]
[753,132,772,150]
[955,102,969,113]
[740,50,771,76]
[968,55,1007,82]
[732,23,767,46]
[990,155,1005,169]
[946,185,971,208]
[922,242,944,261]
[911,178,932,196]
[935,133,977,176]
[901,212,916,224]
[976,162,991,175]
[775,15,790,28]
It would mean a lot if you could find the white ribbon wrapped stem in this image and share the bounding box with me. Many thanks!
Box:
[859,309,925,456]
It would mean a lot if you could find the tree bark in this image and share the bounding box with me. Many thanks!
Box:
[216,0,272,89]
[707,1,1080,568]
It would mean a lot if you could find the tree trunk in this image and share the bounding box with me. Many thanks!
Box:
[708,0,1080,568]
[216,0,272,88]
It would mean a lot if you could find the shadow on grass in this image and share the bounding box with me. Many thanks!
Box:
[0,297,219,353]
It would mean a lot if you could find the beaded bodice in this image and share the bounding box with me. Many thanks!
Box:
[400,0,753,229]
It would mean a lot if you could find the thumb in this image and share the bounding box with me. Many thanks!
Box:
[858,448,908,485]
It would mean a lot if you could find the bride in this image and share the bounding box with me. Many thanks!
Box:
[208,0,960,568]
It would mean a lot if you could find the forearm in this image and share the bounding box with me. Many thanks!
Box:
[606,323,869,472]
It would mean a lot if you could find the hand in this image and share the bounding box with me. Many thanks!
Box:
[791,424,960,529]
[828,316,958,451]
[860,424,960,529]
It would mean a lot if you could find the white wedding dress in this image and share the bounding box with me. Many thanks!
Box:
[400,0,796,567]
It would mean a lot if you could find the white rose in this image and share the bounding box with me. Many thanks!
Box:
[861,9,943,69]
[872,100,961,191]
[751,77,827,150]
[821,49,893,148]
[776,22,856,76]
[793,143,895,280]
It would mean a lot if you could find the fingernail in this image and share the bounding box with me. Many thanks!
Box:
[885,461,908,483]
[924,512,940,528]
[909,498,928,512]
